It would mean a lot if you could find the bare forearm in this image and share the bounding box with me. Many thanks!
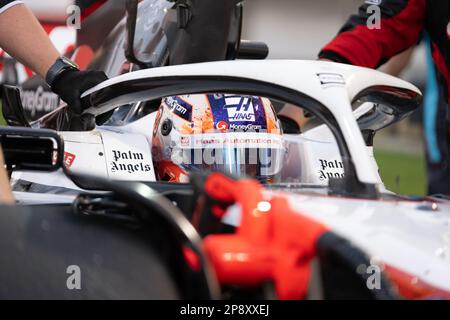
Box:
[0,146,14,205]
[0,4,59,78]
[279,104,307,128]
[379,47,414,77]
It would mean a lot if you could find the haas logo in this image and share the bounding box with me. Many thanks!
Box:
[224,96,256,122]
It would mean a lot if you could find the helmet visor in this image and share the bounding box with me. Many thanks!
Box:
[172,133,285,181]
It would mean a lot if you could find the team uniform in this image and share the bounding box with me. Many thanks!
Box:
[75,0,107,20]
[319,0,450,195]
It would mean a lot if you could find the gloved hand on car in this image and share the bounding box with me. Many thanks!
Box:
[44,57,108,131]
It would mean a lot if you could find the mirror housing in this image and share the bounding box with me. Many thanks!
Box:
[125,0,145,67]
[0,127,63,172]
[2,85,30,127]
[237,40,269,60]
[125,0,172,68]
[124,0,268,67]
[353,86,422,146]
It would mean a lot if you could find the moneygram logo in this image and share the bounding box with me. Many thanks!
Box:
[224,96,256,122]
[164,96,192,121]
[166,96,188,115]
[21,86,60,117]
[216,121,229,132]
[229,123,263,131]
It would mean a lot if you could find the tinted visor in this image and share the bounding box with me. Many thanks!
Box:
[174,133,285,181]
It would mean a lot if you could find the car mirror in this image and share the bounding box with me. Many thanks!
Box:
[2,85,31,127]
[352,86,422,145]
[0,127,63,172]
[125,0,172,68]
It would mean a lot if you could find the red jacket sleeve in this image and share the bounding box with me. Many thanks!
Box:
[77,0,107,21]
[319,0,426,68]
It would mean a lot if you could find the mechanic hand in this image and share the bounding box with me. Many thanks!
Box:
[190,172,239,236]
[278,114,301,134]
[50,69,108,115]
[38,105,97,131]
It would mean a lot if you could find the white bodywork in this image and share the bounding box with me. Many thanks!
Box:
[287,194,450,293]
[17,60,397,190]
[223,189,450,294]
[83,60,418,186]
[15,60,450,296]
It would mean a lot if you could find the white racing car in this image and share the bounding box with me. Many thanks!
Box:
[2,59,450,299]
[7,60,413,194]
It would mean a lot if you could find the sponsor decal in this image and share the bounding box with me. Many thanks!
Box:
[180,136,190,147]
[207,95,268,132]
[21,86,60,117]
[179,132,285,149]
[229,123,262,131]
[102,132,155,181]
[317,73,345,87]
[195,137,281,146]
[216,120,229,132]
[52,151,58,166]
[318,158,345,181]
[64,152,76,168]
[224,96,256,122]
[164,96,193,122]
[110,150,152,174]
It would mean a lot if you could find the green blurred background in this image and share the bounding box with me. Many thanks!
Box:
[375,150,426,196]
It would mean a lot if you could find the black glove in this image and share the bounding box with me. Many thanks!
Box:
[278,114,301,134]
[38,107,96,131]
[51,69,108,115]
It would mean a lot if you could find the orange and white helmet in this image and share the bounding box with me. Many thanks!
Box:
[152,94,285,183]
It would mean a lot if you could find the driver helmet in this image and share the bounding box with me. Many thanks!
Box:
[151,94,285,183]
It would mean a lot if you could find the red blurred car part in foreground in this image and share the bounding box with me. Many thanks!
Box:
[198,174,450,300]
[200,173,329,300]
